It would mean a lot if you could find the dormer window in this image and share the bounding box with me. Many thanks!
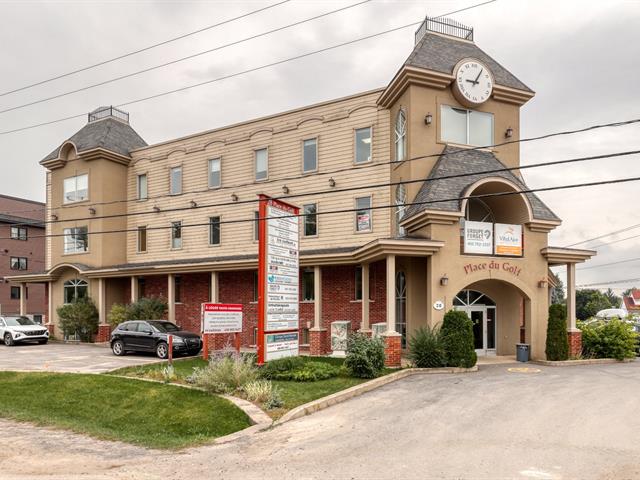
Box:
[441,105,493,147]
[63,174,88,204]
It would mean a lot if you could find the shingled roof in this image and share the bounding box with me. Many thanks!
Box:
[42,116,147,163]
[404,146,559,222]
[405,31,532,92]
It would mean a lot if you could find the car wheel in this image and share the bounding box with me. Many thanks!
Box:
[156,342,168,359]
[4,333,14,346]
[111,340,126,356]
[37,339,48,345]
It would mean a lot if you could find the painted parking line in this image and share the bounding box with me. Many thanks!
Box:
[507,367,542,373]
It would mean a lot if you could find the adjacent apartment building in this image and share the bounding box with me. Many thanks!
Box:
[10,16,595,363]
[0,194,45,321]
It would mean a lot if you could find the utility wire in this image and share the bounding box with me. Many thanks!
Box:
[0,0,292,98]
[4,174,640,241]
[0,0,499,136]
[564,221,640,247]
[0,0,374,115]
[577,256,640,271]
[577,278,640,287]
[6,149,640,228]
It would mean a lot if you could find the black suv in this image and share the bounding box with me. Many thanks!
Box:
[110,320,202,358]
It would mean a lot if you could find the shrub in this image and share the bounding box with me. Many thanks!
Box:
[107,303,129,329]
[546,304,569,361]
[242,379,274,403]
[408,325,445,368]
[271,361,340,382]
[191,354,258,394]
[259,356,305,379]
[581,319,637,360]
[344,333,385,378]
[57,297,99,342]
[441,310,477,368]
[264,387,284,410]
[127,297,168,320]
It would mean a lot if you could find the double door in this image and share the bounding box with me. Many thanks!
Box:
[456,306,496,356]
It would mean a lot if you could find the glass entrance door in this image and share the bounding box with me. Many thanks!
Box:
[453,290,497,356]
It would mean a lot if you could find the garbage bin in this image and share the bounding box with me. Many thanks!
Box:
[516,343,530,362]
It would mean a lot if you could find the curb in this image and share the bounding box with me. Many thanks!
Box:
[275,365,477,425]
[532,358,636,367]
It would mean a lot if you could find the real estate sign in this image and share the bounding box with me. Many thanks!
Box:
[463,220,493,255]
[494,223,523,256]
[258,195,300,364]
[201,303,243,334]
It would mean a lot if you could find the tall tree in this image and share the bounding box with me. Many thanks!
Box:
[576,289,615,320]
[603,288,621,308]
[550,273,565,305]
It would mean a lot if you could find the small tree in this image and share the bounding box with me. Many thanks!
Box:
[344,333,385,378]
[107,303,129,329]
[440,310,477,368]
[127,297,168,320]
[408,325,445,368]
[57,297,99,342]
[546,304,569,360]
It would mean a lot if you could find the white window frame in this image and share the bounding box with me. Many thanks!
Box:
[208,158,221,189]
[209,215,221,246]
[440,105,494,147]
[63,226,88,254]
[395,109,407,162]
[395,184,407,237]
[302,203,318,237]
[171,221,182,249]
[137,225,147,253]
[10,226,27,240]
[64,279,88,304]
[10,257,27,270]
[254,148,268,181]
[137,173,148,200]
[354,127,372,164]
[63,173,89,204]
[355,196,372,232]
[170,166,182,195]
[302,138,318,173]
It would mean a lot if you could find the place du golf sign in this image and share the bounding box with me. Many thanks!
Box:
[463,260,522,277]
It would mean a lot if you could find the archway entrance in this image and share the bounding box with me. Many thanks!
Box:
[453,290,496,356]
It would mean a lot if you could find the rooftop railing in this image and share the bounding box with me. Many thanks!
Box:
[415,16,474,44]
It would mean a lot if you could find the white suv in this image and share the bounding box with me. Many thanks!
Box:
[0,316,49,346]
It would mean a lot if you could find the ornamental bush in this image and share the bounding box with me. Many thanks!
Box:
[408,325,445,368]
[581,318,637,360]
[272,362,340,382]
[191,353,258,394]
[440,310,477,368]
[57,297,99,342]
[127,297,168,321]
[344,333,385,378]
[107,303,129,329]
[546,304,569,361]
[259,356,305,379]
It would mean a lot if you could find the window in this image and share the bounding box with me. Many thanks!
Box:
[395,184,407,237]
[303,203,317,237]
[253,271,259,302]
[137,174,148,200]
[255,148,268,181]
[355,196,372,232]
[63,226,88,254]
[10,226,27,240]
[302,268,314,301]
[63,279,88,304]
[441,105,494,146]
[10,286,20,300]
[137,226,147,252]
[301,327,310,345]
[170,166,182,195]
[254,211,260,241]
[174,276,182,303]
[63,174,88,204]
[355,127,372,164]
[171,221,182,249]
[395,110,407,161]
[10,257,27,270]
[33,314,42,324]
[303,138,317,172]
[208,158,221,188]
[355,266,373,301]
[209,216,221,245]
[138,277,146,298]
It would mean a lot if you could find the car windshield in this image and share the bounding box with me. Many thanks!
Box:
[147,321,180,333]
[4,316,36,326]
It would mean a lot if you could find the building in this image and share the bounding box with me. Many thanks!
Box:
[621,289,640,316]
[10,16,595,363]
[0,194,46,321]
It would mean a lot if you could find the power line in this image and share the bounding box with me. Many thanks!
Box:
[6,149,640,228]
[0,0,500,136]
[4,174,640,242]
[0,0,292,98]
[591,233,640,249]
[577,256,640,271]
[577,278,640,288]
[0,0,374,115]
[564,221,640,247]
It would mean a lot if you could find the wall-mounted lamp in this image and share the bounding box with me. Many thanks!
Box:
[440,274,449,286]
[189,200,197,208]
[153,206,161,213]
[505,127,514,138]
[328,177,336,187]
[51,214,58,221]
[88,207,96,215]
[424,113,433,125]
[282,185,289,194]
[231,193,239,202]
[538,279,548,288]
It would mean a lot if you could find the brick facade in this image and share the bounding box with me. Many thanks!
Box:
[95,324,111,343]
[383,333,402,367]
[568,330,582,358]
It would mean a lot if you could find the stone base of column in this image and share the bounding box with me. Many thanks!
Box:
[95,324,111,343]
[383,332,402,368]
[358,328,372,337]
[568,330,582,358]
[309,328,328,356]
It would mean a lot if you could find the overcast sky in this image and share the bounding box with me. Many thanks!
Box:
[0,0,639,294]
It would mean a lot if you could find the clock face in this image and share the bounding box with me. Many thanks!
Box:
[454,60,493,105]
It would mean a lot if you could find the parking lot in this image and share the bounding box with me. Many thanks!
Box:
[0,341,167,373]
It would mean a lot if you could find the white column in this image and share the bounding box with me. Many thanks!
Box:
[47,281,53,324]
[130,276,138,303]
[566,263,577,331]
[386,255,397,334]
[210,272,219,303]
[313,266,322,329]
[361,263,370,332]
[19,283,27,316]
[167,274,175,322]
[97,278,107,324]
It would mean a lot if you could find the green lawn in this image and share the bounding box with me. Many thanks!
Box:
[0,372,251,449]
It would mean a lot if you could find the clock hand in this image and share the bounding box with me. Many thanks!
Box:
[473,68,483,84]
